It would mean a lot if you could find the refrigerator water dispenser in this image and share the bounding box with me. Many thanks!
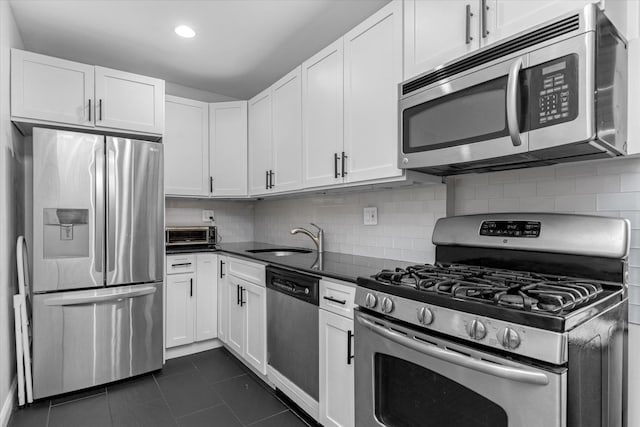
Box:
[43,208,89,258]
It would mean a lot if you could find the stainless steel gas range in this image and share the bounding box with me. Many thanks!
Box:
[354,213,629,427]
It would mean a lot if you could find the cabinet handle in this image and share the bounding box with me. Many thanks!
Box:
[171,262,192,267]
[88,99,92,121]
[269,170,274,189]
[341,151,347,177]
[481,0,489,38]
[347,330,354,365]
[465,4,474,45]
[334,153,340,179]
[240,287,246,307]
[265,170,269,190]
[209,176,213,193]
[220,260,225,278]
[237,284,240,305]
[99,99,103,121]
[190,278,193,297]
[323,296,346,305]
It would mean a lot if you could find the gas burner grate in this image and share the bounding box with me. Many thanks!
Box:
[372,264,603,314]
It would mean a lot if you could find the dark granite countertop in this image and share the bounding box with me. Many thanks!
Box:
[217,242,413,284]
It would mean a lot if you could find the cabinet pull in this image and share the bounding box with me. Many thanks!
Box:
[269,170,274,189]
[220,260,225,278]
[334,153,340,179]
[99,99,103,121]
[88,99,92,121]
[265,170,269,190]
[240,287,246,307]
[190,278,193,297]
[481,0,489,38]
[341,151,347,177]
[237,284,240,305]
[209,176,213,193]
[347,330,354,365]
[171,262,192,267]
[465,4,474,45]
[323,296,346,305]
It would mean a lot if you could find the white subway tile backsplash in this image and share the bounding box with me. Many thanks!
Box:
[621,173,640,192]
[519,197,555,212]
[488,170,520,184]
[475,184,504,199]
[503,182,537,198]
[555,194,597,212]
[457,199,489,214]
[574,175,620,194]
[536,178,575,196]
[597,192,640,211]
[488,198,520,212]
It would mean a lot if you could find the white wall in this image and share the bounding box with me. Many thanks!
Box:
[253,184,447,262]
[165,198,254,243]
[165,81,238,103]
[0,0,23,423]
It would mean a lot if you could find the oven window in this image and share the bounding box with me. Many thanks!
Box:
[374,353,508,427]
[402,76,510,153]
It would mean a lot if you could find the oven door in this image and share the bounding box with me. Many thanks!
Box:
[355,310,567,427]
[399,54,530,170]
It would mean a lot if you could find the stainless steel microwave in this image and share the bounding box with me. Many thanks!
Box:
[399,4,627,176]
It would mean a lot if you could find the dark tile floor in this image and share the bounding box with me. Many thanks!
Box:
[9,348,310,427]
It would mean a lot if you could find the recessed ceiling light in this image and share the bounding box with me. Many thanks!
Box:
[174,25,196,38]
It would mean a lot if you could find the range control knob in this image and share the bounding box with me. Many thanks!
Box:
[467,319,487,340]
[381,297,394,314]
[417,307,434,325]
[364,293,378,309]
[499,327,521,350]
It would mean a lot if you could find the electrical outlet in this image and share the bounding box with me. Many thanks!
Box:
[363,207,378,225]
[202,210,215,223]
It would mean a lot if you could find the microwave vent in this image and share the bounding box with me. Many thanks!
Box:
[402,14,580,95]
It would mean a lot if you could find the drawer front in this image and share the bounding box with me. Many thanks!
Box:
[166,254,196,275]
[227,256,266,285]
[320,279,356,319]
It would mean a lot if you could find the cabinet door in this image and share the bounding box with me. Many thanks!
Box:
[302,39,344,188]
[195,254,218,342]
[94,66,164,135]
[243,281,267,375]
[319,310,354,427]
[217,257,228,344]
[226,280,244,355]
[210,101,248,197]
[164,96,209,196]
[248,88,273,196]
[11,49,94,127]
[404,0,479,80]
[271,67,303,193]
[485,0,596,45]
[344,1,403,183]
[166,273,195,348]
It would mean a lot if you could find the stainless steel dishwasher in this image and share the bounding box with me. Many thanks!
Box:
[266,266,319,402]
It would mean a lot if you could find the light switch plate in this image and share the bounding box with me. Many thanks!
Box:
[202,210,215,223]
[364,207,378,225]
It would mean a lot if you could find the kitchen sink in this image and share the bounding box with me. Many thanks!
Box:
[245,248,312,256]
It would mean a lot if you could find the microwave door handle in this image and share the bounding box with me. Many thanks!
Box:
[506,57,524,147]
[357,315,549,386]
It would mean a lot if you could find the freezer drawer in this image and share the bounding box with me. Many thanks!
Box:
[32,282,163,399]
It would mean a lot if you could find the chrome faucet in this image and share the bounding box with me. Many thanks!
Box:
[290,223,324,253]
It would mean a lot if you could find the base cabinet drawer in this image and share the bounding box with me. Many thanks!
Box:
[166,255,196,275]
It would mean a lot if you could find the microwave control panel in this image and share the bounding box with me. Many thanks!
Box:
[529,54,578,129]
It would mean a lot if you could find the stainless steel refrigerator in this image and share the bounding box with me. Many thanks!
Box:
[29,128,164,399]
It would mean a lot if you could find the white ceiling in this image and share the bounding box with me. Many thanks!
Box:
[9,0,390,99]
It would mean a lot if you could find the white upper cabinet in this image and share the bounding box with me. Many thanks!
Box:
[11,49,164,136]
[302,39,345,188]
[210,101,248,197]
[164,96,209,197]
[404,0,480,79]
[94,66,164,135]
[11,49,95,127]
[248,88,273,195]
[484,0,597,45]
[271,67,303,193]
[344,0,403,183]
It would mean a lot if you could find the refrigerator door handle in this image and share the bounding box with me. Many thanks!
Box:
[43,286,157,306]
[94,143,105,276]
[106,144,116,274]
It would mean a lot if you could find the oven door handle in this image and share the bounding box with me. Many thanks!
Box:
[357,316,549,386]
[506,57,523,147]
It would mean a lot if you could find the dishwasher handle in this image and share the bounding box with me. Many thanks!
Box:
[266,267,319,305]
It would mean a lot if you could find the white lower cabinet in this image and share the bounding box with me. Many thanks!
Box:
[219,257,267,375]
[165,253,218,350]
[217,256,229,344]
